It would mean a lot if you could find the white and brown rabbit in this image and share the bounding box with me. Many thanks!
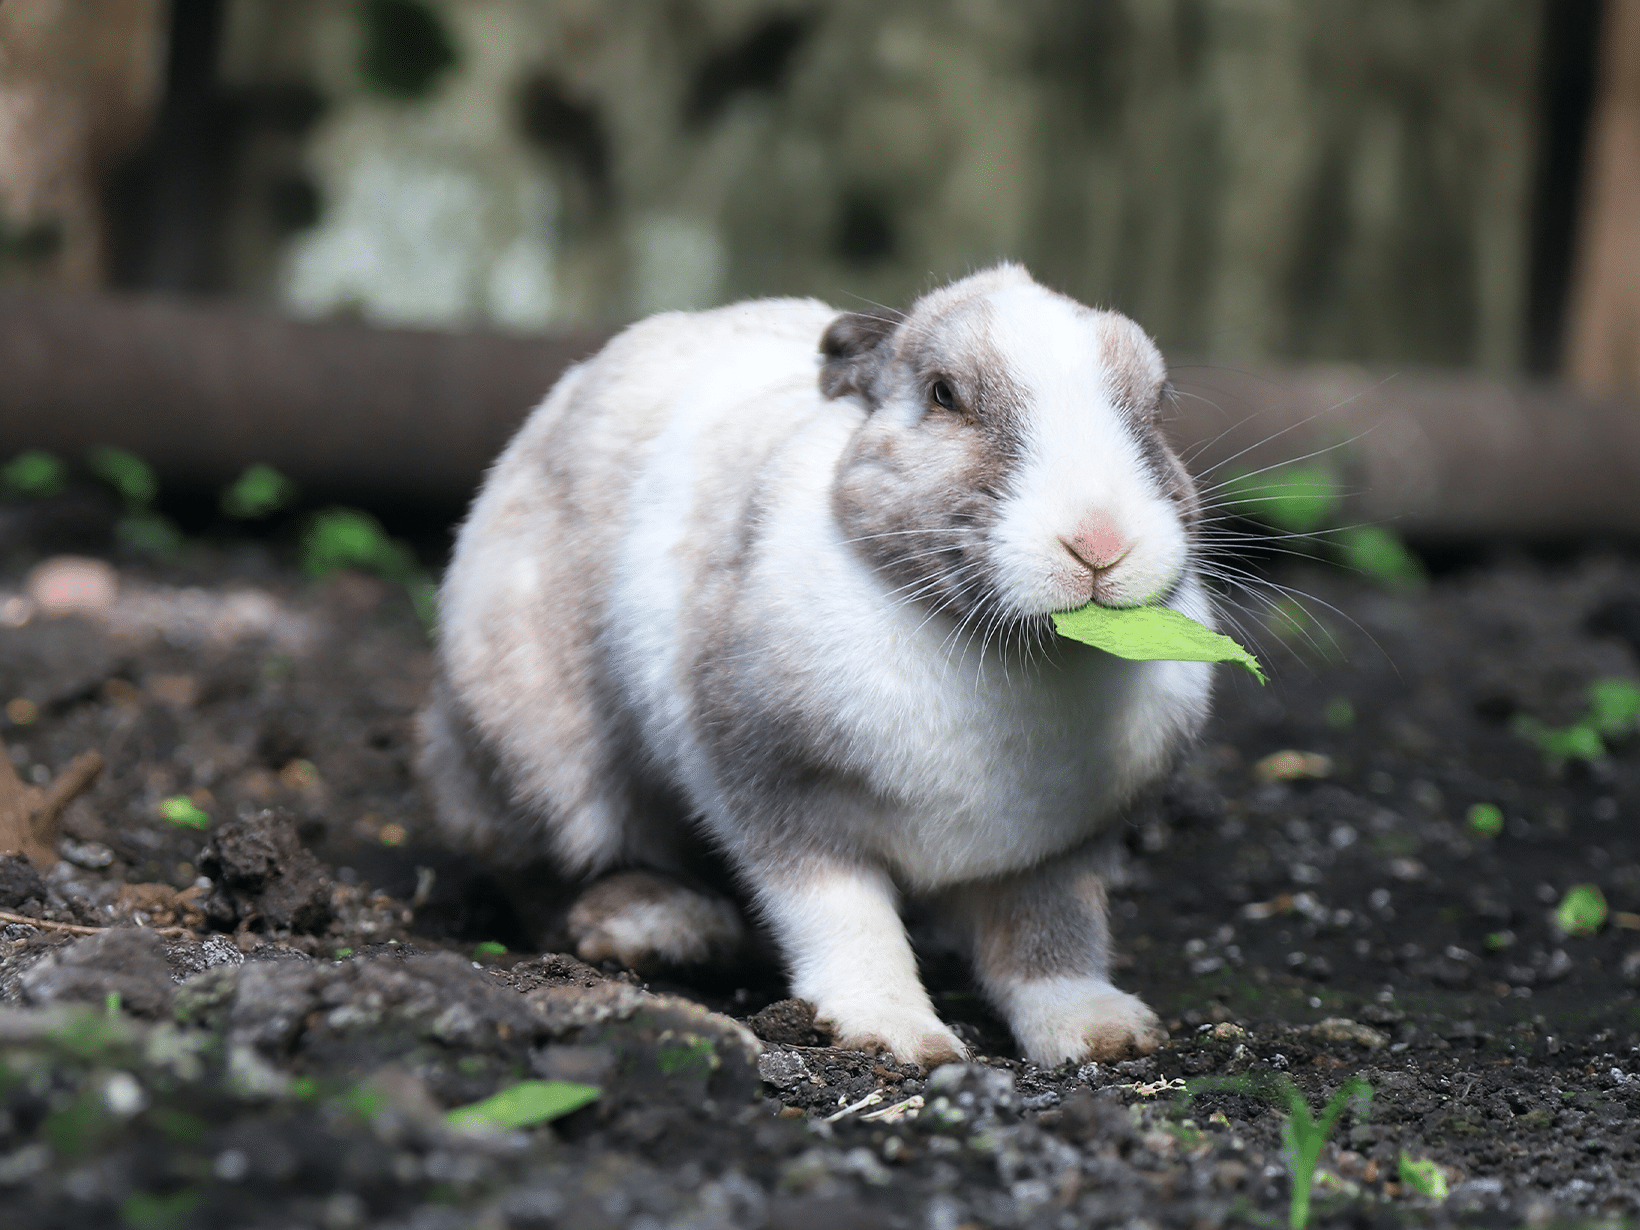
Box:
[419,264,1216,1066]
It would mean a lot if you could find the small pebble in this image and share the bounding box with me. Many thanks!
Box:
[25,556,117,619]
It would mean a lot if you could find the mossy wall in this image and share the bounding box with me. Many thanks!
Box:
[214,1,1543,367]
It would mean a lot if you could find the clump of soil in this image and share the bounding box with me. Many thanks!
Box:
[198,808,334,934]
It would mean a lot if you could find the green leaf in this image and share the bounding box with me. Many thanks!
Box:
[1512,715,1606,762]
[1222,464,1340,534]
[1052,603,1266,683]
[116,512,184,556]
[120,1187,203,1230]
[1,450,66,498]
[221,464,297,519]
[88,446,158,508]
[159,796,211,830]
[1398,1151,1448,1200]
[408,575,440,634]
[472,940,507,957]
[1556,884,1608,937]
[1334,525,1425,590]
[1323,697,1354,729]
[1183,1072,1369,1230]
[1466,803,1503,838]
[658,1035,717,1077]
[1587,678,1640,737]
[446,1080,600,1132]
[302,508,417,581]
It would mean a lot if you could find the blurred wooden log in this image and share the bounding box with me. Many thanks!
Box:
[1,290,1638,538]
[0,290,607,507]
[1168,366,1640,539]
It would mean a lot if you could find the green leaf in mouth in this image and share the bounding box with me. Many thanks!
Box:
[1051,603,1266,683]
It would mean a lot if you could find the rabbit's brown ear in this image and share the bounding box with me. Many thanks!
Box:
[819,310,900,405]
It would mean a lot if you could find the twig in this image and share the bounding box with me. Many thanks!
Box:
[1,748,104,866]
[0,910,189,938]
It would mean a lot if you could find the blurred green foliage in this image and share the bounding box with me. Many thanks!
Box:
[1223,465,1341,534]
[1323,697,1355,729]
[1556,884,1608,937]
[88,447,158,508]
[1222,463,1424,590]
[445,1080,600,1132]
[120,1187,203,1230]
[303,508,438,632]
[302,508,417,581]
[88,446,183,556]
[1398,1152,1448,1201]
[159,797,212,831]
[1587,678,1640,737]
[1,449,67,498]
[1466,803,1503,838]
[1333,525,1426,590]
[1512,677,1640,764]
[221,464,297,520]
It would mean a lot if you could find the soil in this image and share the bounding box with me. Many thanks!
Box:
[0,514,1637,1229]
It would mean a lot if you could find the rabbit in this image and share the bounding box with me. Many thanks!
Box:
[418,263,1216,1066]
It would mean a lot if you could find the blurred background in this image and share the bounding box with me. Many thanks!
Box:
[1,0,1638,539]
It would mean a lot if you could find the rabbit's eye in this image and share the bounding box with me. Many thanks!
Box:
[930,380,956,411]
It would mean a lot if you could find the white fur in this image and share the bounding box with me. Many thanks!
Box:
[757,865,966,1064]
[984,288,1191,613]
[986,976,1163,1067]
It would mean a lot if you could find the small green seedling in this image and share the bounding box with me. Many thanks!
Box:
[87,446,183,555]
[117,512,184,555]
[1053,603,1266,682]
[221,464,297,519]
[445,1080,601,1132]
[1513,677,1640,765]
[1512,714,1606,764]
[1588,678,1640,738]
[1323,697,1355,730]
[334,947,354,959]
[88,446,158,507]
[105,991,121,1019]
[1,450,67,498]
[1187,1072,1371,1229]
[1556,884,1608,937]
[1466,803,1503,838]
[119,1187,203,1230]
[159,796,210,830]
[1335,524,1425,590]
[302,508,417,581]
[1398,1151,1448,1200]
[1224,464,1341,534]
[473,941,508,958]
[302,507,439,632]
[1223,462,1424,590]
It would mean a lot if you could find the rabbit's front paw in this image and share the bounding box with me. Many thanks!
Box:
[1003,977,1165,1066]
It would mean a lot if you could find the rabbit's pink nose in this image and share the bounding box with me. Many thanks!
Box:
[1064,514,1129,572]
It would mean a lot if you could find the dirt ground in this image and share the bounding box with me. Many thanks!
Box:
[0,505,1637,1229]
